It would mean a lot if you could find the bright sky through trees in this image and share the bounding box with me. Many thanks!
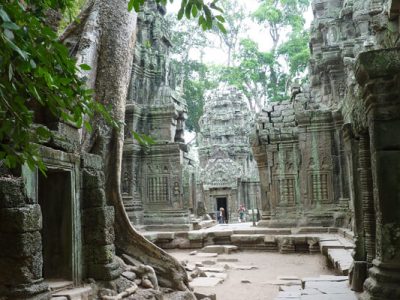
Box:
[167,0,312,65]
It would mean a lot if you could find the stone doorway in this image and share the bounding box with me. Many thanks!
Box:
[38,170,73,282]
[216,197,228,222]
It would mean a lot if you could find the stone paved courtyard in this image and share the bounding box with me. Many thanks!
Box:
[168,248,357,300]
[165,222,358,300]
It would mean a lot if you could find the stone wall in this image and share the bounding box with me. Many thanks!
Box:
[253,0,400,297]
[0,126,118,298]
[122,1,194,230]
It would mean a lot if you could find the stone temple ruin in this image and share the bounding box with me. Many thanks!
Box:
[2,0,400,299]
[197,86,261,222]
[252,0,400,297]
[122,2,196,231]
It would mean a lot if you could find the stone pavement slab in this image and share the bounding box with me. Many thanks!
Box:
[190,277,224,287]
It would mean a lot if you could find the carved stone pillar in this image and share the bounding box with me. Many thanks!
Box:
[343,124,368,292]
[358,133,376,264]
[356,49,400,300]
[253,146,272,225]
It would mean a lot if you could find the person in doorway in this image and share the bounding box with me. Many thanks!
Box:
[238,204,246,222]
[218,207,225,224]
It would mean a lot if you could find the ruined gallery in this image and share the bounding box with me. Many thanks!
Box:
[0,0,400,300]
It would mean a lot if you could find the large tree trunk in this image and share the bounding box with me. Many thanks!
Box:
[61,0,190,291]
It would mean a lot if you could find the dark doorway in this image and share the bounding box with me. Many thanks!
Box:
[38,170,73,280]
[216,197,228,223]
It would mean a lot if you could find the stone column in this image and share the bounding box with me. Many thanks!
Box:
[343,124,368,292]
[0,178,49,299]
[356,49,400,299]
[358,133,376,264]
[253,145,272,225]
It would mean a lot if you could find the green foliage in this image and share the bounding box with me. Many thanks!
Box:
[128,0,226,32]
[216,38,288,108]
[0,1,115,173]
[278,30,310,77]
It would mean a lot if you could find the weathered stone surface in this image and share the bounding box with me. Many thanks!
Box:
[197,85,261,223]
[200,245,238,254]
[231,234,265,244]
[0,204,42,233]
[190,277,223,287]
[52,286,93,300]
[121,2,194,229]
[0,177,26,208]
[82,206,114,228]
[0,231,41,258]
[194,292,217,300]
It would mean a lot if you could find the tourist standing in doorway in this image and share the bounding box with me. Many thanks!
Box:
[219,207,225,224]
[238,204,246,222]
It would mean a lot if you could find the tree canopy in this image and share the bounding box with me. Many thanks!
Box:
[0,0,311,171]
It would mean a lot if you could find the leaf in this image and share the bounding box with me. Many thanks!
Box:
[8,64,13,81]
[177,7,184,20]
[185,3,193,19]
[128,0,135,11]
[217,22,227,34]
[79,63,91,70]
[4,28,14,39]
[0,8,11,22]
[4,35,29,60]
[2,21,19,30]
[215,15,225,23]
[191,5,198,18]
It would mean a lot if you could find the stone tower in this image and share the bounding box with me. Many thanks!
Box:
[198,86,261,222]
[122,1,195,231]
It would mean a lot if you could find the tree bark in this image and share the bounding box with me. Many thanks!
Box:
[62,0,190,291]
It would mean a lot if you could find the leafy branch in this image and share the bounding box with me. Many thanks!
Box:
[128,0,226,33]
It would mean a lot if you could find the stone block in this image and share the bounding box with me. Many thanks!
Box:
[81,187,107,209]
[188,231,205,240]
[231,234,265,244]
[194,292,216,300]
[0,252,42,284]
[52,286,93,300]
[4,280,49,299]
[0,204,42,233]
[190,277,223,287]
[200,245,238,254]
[319,240,344,255]
[83,224,115,246]
[0,231,41,258]
[0,177,26,208]
[209,230,233,238]
[85,244,115,265]
[81,153,103,170]
[82,206,114,228]
[87,260,122,281]
[157,232,175,240]
[82,169,105,191]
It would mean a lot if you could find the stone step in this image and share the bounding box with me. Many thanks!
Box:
[200,245,238,254]
[327,249,353,275]
[319,240,345,255]
[51,286,92,300]
[47,280,74,293]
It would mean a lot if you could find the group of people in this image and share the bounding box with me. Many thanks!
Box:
[217,204,247,224]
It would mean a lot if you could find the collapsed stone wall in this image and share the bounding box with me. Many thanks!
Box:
[253,0,400,298]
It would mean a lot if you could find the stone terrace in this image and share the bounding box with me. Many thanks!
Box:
[142,223,355,277]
